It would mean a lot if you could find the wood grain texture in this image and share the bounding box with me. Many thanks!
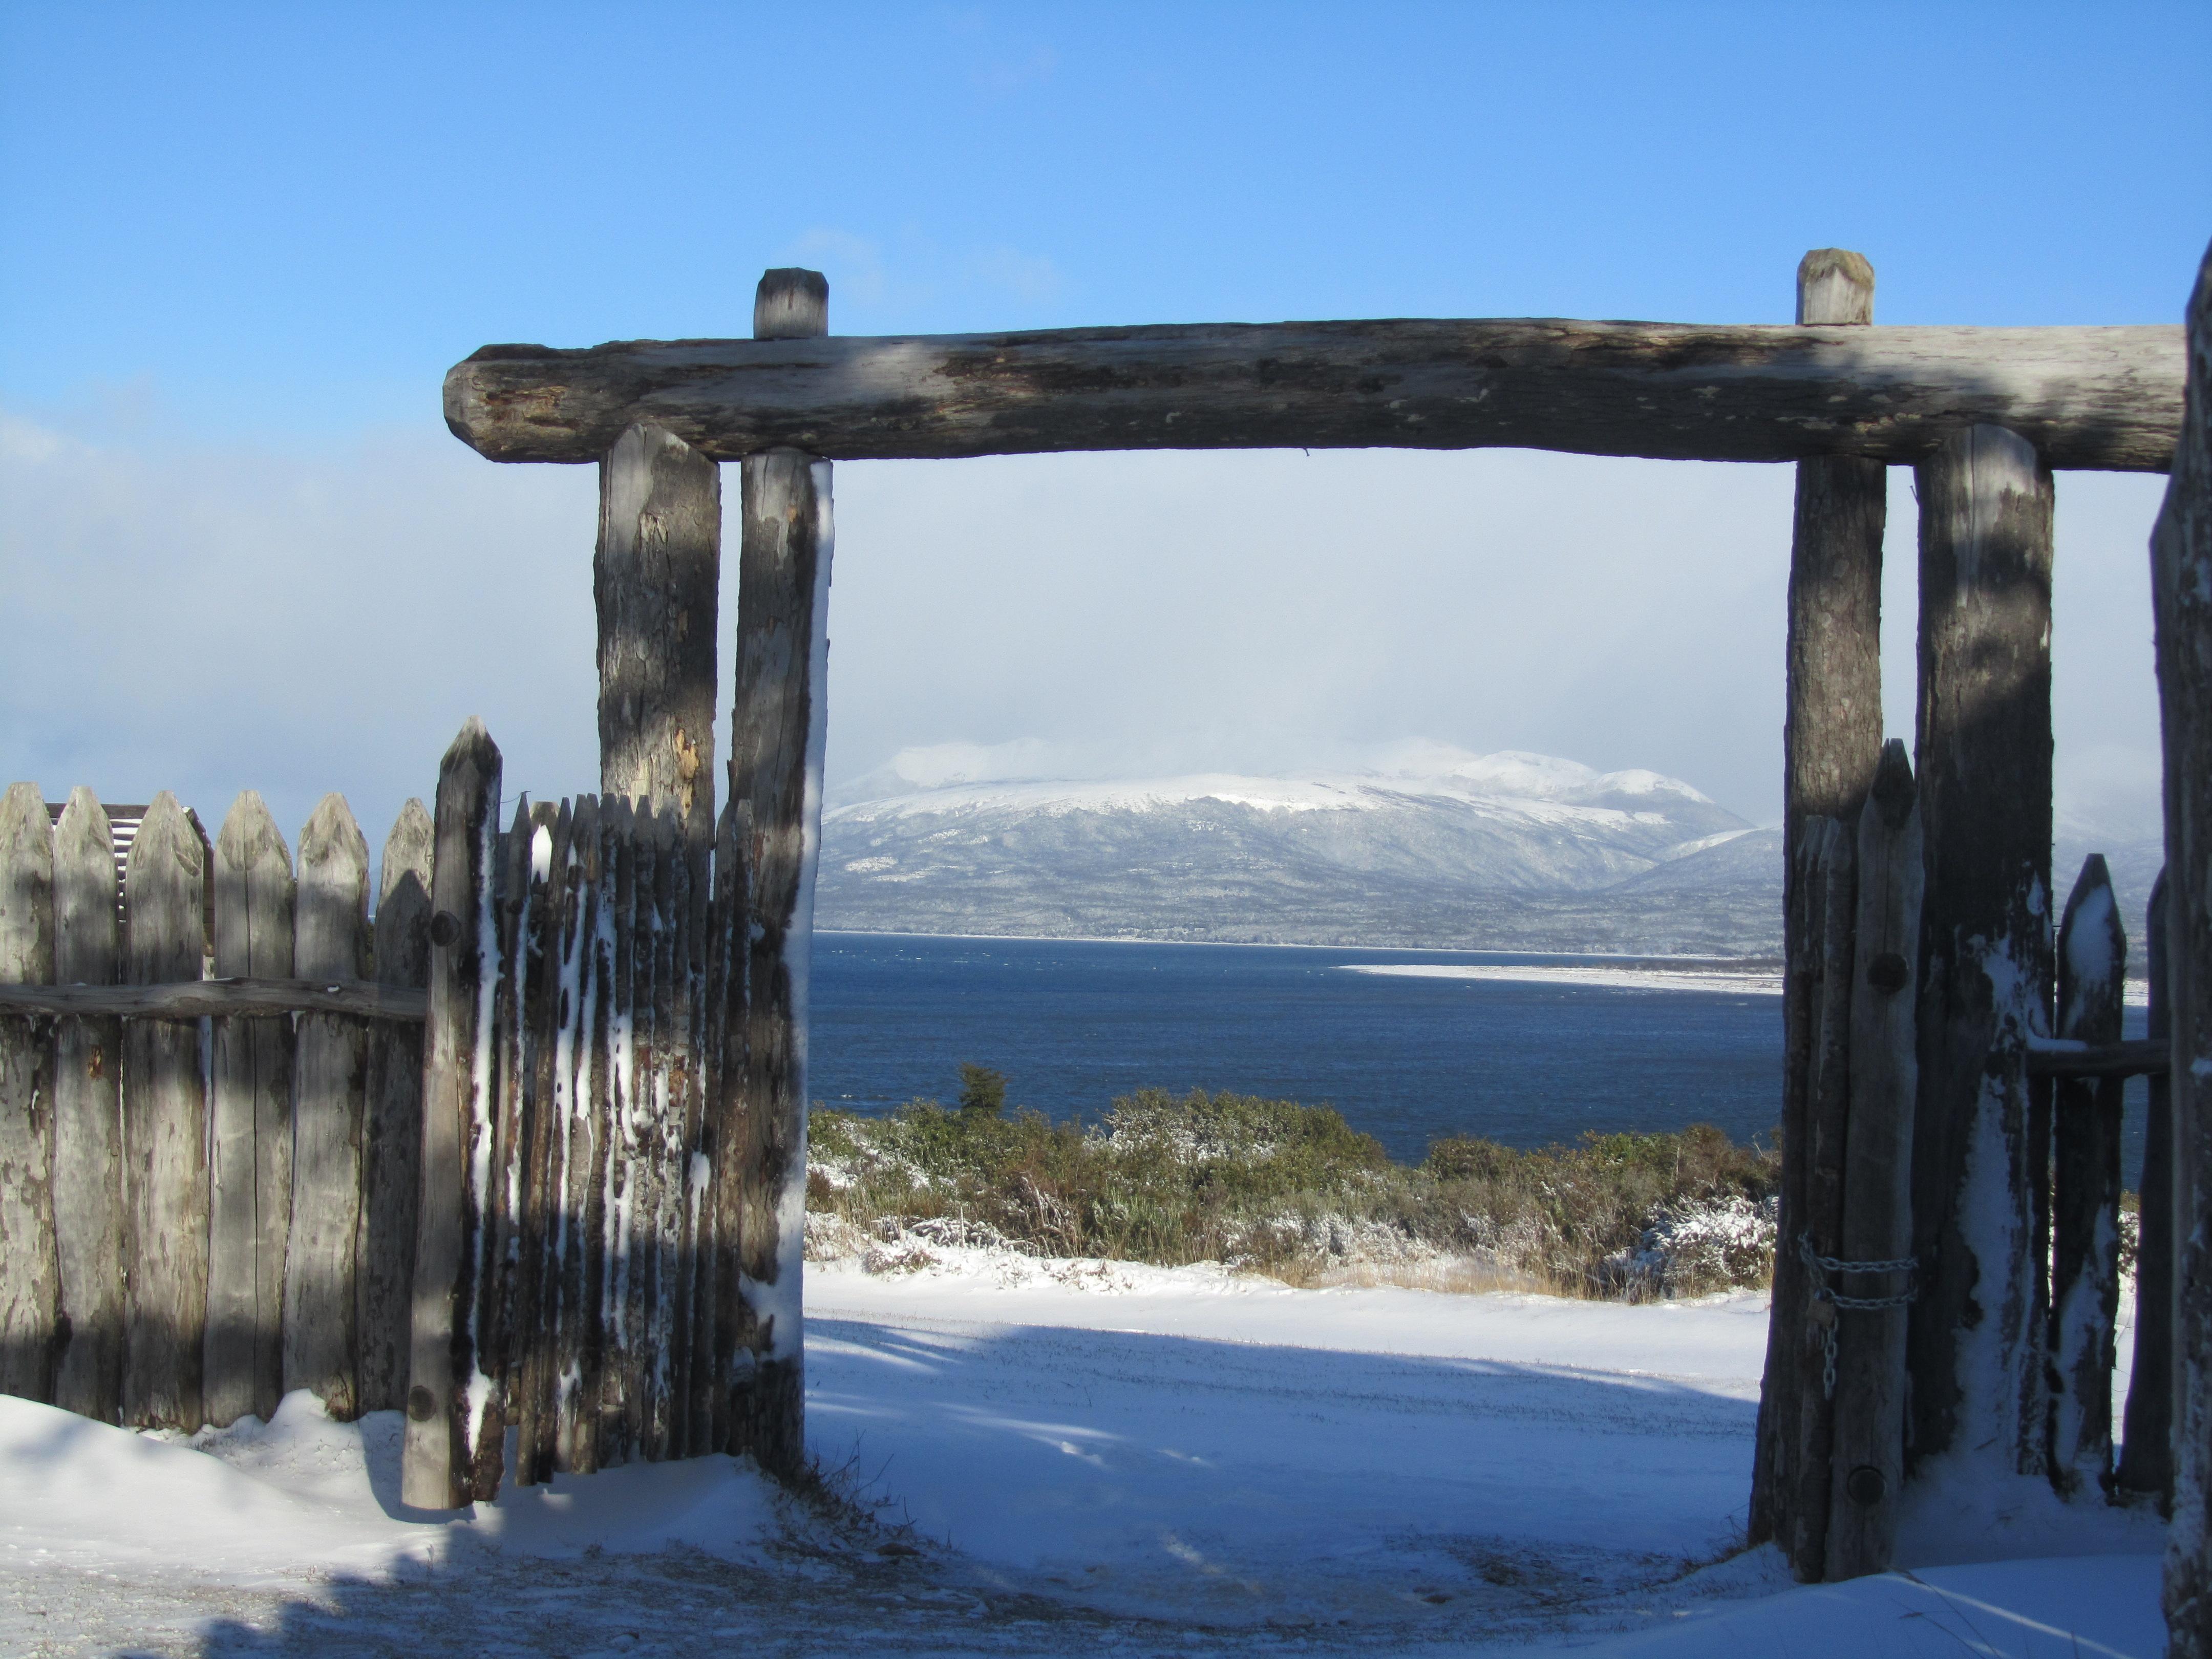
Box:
[1907,424,2055,1480]
[403,721,501,1509]
[728,444,830,1477]
[122,792,208,1431]
[1756,250,1885,1559]
[205,792,294,1428]
[512,799,567,1485]
[597,424,719,854]
[2048,855,2125,1495]
[2153,239,2212,1659]
[287,795,371,1419]
[359,799,432,1415]
[1824,742,1923,1583]
[754,268,828,342]
[50,789,123,1420]
[0,979,425,1019]
[701,796,746,1457]
[0,782,56,1400]
[2118,871,2173,1504]
[551,794,602,1475]
[1784,815,1855,1581]
[443,319,2183,472]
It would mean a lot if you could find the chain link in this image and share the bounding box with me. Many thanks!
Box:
[1798,1232,1918,1400]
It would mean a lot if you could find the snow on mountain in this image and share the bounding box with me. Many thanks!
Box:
[818,745,1779,954]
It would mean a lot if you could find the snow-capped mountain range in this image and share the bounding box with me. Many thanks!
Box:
[816,745,1786,955]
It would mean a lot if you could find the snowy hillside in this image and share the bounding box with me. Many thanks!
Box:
[819,745,1783,954]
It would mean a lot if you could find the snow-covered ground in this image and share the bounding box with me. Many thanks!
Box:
[1,1251,2167,1655]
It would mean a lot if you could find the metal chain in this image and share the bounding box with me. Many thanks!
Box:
[1798,1232,1919,1400]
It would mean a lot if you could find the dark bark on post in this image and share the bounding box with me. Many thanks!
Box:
[1825,742,1923,1582]
[1907,424,2055,1479]
[122,792,209,1432]
[724,266,832,1478]
[50,790,123,1422]
[402,719,501,1510]
[2118,870,2173,1504]
[597,423,720,857]
[2154,238,2212,1658]
[512,798,567,1486]
[359,799,432,1416]
[0,782,56,1401]
[2048,855,2126,1494]
[206,792,294,1428]
[1755,248,1885,1557]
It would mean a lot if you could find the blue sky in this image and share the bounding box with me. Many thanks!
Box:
[2,3,2207,844]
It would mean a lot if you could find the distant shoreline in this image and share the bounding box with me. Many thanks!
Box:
[815,927,1782,971]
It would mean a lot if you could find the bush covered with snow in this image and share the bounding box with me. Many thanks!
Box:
[808,1090,1779,1300]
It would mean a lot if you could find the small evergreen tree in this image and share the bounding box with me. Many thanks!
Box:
[957,1062,1008,1117]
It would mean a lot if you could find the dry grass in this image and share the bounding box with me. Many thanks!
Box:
[807,1087,1780,1301]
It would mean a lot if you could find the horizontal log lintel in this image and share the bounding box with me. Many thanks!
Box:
[445,318,2183,472]
[0,977,428,1023]
[2027,1037,2168,1079]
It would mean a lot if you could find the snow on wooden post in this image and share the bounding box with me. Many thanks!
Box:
[2153,237,2212,1658]
[511,799,568,1486]
[1824,741,1923,1582]
[597,423,721,860]
[2048,854,2125,1494]
[50,789,123,1421]
[205,792,295,1428]
[122,792,209,1432]
[360,799,433,1416]
[725,265,832,1476]
[0,782,56,1401]
[403,719,502,1510]
[288,794,371,1419]
[2118,869,2173,1504]
[1754,248,1885,1563]
[1906,423,2055,1481]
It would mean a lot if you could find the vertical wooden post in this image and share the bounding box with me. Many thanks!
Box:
[2154,238,2212,1658]
[359,798,432,1416]
[122,792,209,1431]
[403,720,501,1509]
[598,424,720,858]
[288,794,371,1419]
[2118,869,2173,1504]
[726,265,832,1477]
[50,789,123,1421]
[1754,248,1886,1557]
[1908,423,2055,1479]
[2048,855,2126,1493]
[206,792,294,1427]
[1825,741,1923,1581]
[0,782,56,1401]
[512,798,567,1485]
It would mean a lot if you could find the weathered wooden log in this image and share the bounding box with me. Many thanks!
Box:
[443,318,2183,473]
[571,797,619,1476]
[1907,423,2054,1480]
[1785,814,1856,1580]
[359,799,432,1416]
[122,792,208,1431]
[700,795,746,1456]
[2155,238,2212,1658]
[0,782,56,1400]
[550,793,601,1474]
[402,720,502,1510]
[1755,248,1886,1559]
[0,978,426,1020]
[49,790,123,1421]
[646,807,685,1461]
[594,796,639,1469]
[287,795,371,1419]
[205,792,294,1428]
[597,425,720,855]
[1825,741,1924,1582]
[2118,870,2173,1504]
[2049,855,2127,1494]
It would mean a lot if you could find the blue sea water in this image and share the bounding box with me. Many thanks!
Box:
[810,932,2152,1180]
